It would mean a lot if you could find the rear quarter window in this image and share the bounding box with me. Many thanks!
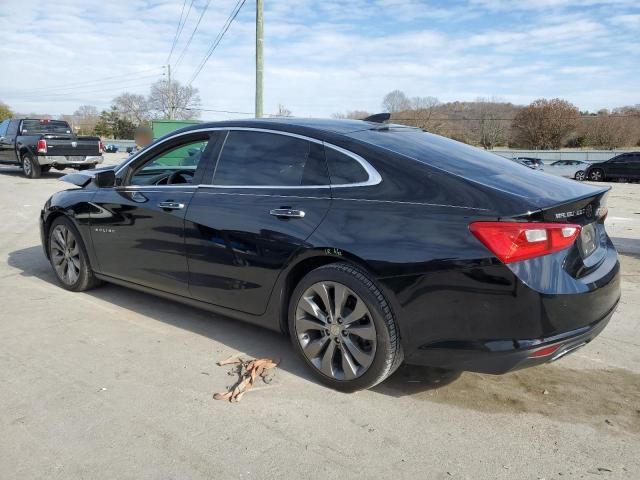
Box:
[325,147,368,185]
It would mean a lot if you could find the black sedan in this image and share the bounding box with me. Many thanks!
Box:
[39,118,621,391]
[586,152,640,182]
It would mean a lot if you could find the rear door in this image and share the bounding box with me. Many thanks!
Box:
[607,155,629,178]
[90,131,218,295]
[624,154,640,179]
[0,120,10,162]
[0,120,19,163]
[185,129,332,315]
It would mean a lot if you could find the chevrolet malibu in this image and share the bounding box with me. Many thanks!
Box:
[40,118,621,391]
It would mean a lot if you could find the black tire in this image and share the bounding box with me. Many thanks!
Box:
[21,153,41,179]
[288,263,403,392]
[589,168,604,182]
[574,170,585,181]
[47,216,102,292]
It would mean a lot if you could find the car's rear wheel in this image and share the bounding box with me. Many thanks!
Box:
[288,263,403,392]
[22,153,41,179]
[48,217,102,292]
[589,168,604,181]
[574,170,585,181]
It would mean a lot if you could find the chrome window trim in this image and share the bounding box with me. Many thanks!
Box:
[115,127,381,189]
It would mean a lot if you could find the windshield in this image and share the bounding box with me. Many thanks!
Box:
[21,120,72,135]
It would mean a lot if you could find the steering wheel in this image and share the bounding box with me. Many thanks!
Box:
[166,169,195,185]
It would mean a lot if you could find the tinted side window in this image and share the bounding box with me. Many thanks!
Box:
[130,137,209,186]
[7,121,18,136]
[213,131,328,186]
[325,147,368,184]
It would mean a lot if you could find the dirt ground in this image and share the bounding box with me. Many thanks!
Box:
[0,157,638,479]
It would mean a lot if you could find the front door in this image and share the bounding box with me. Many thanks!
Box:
[185,129,332,315]
[90,132,217,296]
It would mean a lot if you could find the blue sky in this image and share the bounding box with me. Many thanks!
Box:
[0,0,638,118]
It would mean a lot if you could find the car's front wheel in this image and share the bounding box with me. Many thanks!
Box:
[288,263,403,392]
[48,217,102,292]
[574,170,585,181]
[589,168,604,181]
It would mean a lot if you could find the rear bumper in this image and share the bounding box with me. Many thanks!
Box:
[405,303,616,373]
[38,155,104,166]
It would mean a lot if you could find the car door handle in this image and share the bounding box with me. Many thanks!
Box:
[158,201,185,210]
[270,208,306,218]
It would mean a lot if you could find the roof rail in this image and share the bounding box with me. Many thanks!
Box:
[363,113,391,123]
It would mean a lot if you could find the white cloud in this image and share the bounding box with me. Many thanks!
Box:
[0,0,637,117]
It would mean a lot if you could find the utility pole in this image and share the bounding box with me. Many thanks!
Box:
[255,0,264,118]
[167,64,173,120]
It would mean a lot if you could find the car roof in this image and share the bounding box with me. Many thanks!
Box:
[169,117,418,138]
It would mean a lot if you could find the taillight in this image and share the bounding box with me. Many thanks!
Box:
[99,141,104,153]
[469,221,581,264]
[36,139,47,154]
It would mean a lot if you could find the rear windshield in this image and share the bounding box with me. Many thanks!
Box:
[21,120,72,135]
[348,127,527,179]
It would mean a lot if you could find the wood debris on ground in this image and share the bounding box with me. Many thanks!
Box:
[213,355,279,403]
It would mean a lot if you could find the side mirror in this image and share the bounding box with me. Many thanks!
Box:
[94,170,116,188]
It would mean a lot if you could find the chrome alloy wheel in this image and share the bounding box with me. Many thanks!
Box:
[295,281,377,380]
[23,156,33,176]
[590,169,603,181]
[575,170,586,181]
[49,224,81,285]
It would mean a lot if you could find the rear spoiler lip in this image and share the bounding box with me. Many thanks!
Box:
[511,186,611,222]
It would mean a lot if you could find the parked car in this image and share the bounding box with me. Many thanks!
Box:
[512,156,544,170]
[0,118,103,178]
[104,144,119,153]
[547,160,590,181]
[585,152,640,182]
[126,146,136,154]
[39,118,620,392]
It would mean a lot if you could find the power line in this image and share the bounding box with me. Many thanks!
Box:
[187,0,247,85]
[16,82,155,101]
[167,0,189,63]
[173,0,214,69]
[22,67,162,93]
[15,74,161,98]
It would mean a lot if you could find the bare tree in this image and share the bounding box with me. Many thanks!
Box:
[148,79,201,120]
[403,96,440,130]
[584,110,638,149]
[382,90,411,113]
[69,105,100,135]
[113,93,150,125]
[473,98,510,149]
[511,98,580,149]
[276,104,292,117]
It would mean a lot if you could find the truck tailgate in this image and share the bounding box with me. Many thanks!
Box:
[44,135,100,156]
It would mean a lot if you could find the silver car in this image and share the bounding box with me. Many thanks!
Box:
[547,160,590,181]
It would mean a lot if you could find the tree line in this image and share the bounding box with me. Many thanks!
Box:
[333,90,640,150]
[0,79,201,139]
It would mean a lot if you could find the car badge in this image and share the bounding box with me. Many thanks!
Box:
[71,141,77,148]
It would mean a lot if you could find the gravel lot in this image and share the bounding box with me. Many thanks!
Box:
[1,156,638,479]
